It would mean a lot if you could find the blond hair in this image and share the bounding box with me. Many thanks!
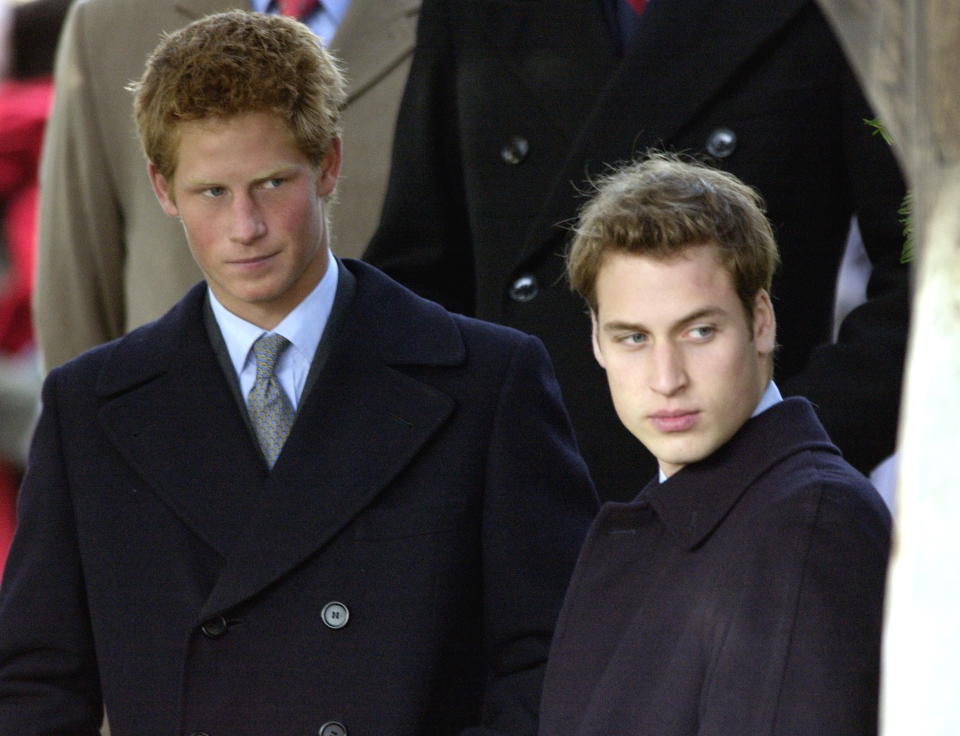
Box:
[568,153,780,319]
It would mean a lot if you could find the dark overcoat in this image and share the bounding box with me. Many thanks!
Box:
[0,260,598,735]
[365,0,910,500]
[539,398,891,735]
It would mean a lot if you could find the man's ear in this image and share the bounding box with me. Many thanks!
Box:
[316,137,342,198]
[753,289,776,356]
[591,311,607,369]
[148,162,179,217]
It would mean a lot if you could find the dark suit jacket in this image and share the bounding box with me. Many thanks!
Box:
[0,260,598,735]
[538,398,891,735]
[365,0,910,500]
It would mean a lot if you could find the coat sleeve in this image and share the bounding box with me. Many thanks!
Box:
[701,468,891,736]
[362,0,476,315]
[0,369,103,733]
[465,332,598,735]
[33,0,127,372]
[778,46,910,475]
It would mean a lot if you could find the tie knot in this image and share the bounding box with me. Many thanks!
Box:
[252,333,290,379]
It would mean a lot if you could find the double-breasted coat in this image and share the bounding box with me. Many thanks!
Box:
[0,260,598,735]
[365,0,910,500]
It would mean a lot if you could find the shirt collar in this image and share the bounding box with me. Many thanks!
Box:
[752,379,783,418]
[208,251,339,377]
[658,380,783,483]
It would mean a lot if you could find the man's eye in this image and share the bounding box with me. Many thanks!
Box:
[263,178,285,189]
[688,326,715,340]
[203,186,226,198]
[621,333,647,345]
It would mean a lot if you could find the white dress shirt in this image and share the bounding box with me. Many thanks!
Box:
[208,252,339,410]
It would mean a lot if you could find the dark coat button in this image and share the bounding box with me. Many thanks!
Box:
[705,127,737,158]
[319,721,347,736]
[321,601,350,629]
[508,274,539,303]
[500,135,530,164]
[200,616,228,639]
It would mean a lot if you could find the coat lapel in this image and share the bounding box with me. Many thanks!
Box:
[97,285,267,559]
[171,0,419,106]
[474,0,618,145]
[97,270,464,620]
[516,0,809,266]
[200,262,464,619]
[329,0,419,105]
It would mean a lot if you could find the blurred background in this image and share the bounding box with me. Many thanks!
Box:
[0,0,71,574]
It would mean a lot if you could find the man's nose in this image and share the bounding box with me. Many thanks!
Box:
[230,194,267,243]
[650,342,688,396]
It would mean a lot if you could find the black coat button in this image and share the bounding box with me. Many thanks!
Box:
[500,136,530,164]
[509,274,539,303]
[705,127,737,158]
[200,616,228,639]
[319,721,347,736]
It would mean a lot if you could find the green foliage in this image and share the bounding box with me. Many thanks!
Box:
[898,191,914,264]
[864,118,914,262]
[865,117,894,145]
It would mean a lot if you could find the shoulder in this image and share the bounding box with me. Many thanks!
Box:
[794,447,890,533]
[69,0,226,22]
[722,399,891,547]
[50,283,206,396]
[58,0,236,78]
[746,443,891,563]
[346,259,542,367]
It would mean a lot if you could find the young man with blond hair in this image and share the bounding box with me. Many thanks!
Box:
[0,12,596,735]
[538,155,891,736]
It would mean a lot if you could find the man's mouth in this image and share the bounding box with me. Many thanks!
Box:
[649,410,699,433]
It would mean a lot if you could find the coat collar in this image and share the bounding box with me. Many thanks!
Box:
[95,260,463,396]
[517,0,811,265]
[637,398,838,550]
[96,260,465,619]
[96,282,266,559]
[476,0,618,146]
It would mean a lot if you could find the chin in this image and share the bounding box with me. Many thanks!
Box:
[232,283,286,304]
[657,445,709,471]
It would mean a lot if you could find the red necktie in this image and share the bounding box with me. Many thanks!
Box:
[275,0,319,21]
[624,0,647,13]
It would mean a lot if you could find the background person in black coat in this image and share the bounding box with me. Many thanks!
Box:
[365,0,910,502]
[538,156,890,735]
[0,12,597,734]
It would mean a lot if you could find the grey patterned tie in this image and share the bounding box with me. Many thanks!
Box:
[247,333,296,468]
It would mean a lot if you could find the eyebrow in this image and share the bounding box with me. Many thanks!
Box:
[182,165,302,189]
[600,306,728,334]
